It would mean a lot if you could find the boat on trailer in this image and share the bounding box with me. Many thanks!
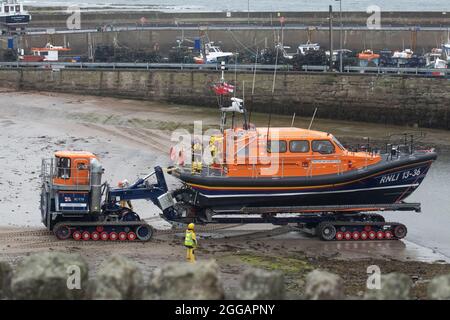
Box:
[171,127,436,213]
[167,63,437,241]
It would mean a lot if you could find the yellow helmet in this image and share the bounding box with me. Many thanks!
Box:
[187,223,195,230]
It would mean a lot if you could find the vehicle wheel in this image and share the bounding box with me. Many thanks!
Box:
[136,224,154,241]
[119,232,127,241]
[73,231,82,241]
[394,225,407,239]
[54,224,71,240]
[317,222,336,241]
[127,232,137,241]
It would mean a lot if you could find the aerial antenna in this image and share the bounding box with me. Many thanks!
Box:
[242,81,249,129]
[291,113,296,127]
[266,30,280,143]
[248,47,259,125]
[308,107,318,130]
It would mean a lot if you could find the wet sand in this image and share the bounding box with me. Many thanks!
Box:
[1,89,450,298]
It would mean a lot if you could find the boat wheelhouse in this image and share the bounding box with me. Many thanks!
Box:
[0,0,30,27]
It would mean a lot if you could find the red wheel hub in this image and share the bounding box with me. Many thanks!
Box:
[100,232,109,241]
[127,232,137,241]
[96,226,104,233]
[91,231,100,241]
[360,231,368,240]
[364,225,372,232]
[119,232,127,241]
[385,231,393,239]
[73,231,82,241]
[81,231,90,241]
[335,232,344,241]
[376,231,385,239]
[344,231,352,240]
[368,230,376,240]
[109,232,118,241]
[352,231,360,240]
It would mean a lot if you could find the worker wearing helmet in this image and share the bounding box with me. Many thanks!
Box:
[184,223,197,263]
[118,179,133,211]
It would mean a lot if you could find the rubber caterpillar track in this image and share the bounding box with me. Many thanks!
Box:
[51,222,245,242]
[316,221,407,241]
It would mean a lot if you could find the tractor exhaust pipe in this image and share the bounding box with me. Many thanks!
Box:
[90,158,104,213]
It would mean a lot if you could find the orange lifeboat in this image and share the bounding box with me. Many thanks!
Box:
[357,49,380,61]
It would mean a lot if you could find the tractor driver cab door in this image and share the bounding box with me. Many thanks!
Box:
[73,158,90,185]
[54,156,71,185]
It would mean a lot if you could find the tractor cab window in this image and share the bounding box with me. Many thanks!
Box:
[56,157,71,179]
[312,140,335,155]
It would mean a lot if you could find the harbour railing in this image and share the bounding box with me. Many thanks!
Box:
[0,61,449,77]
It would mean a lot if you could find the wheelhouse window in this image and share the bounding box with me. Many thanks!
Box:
[267,140,287,153]
[10,6,14,12]
[289,140,310,153]
[56,157,71,179]
[332,136,345,150]
[312,140,335,154]
[16,5,20,12]
[4,6,9,13]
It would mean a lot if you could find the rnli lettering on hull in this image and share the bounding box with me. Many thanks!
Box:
[379,168,421,184]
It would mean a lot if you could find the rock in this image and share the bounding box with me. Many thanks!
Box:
[11,252,89,300]
[428,274,450,300]
[0,261,12,299]
[304,270,344,300]
[143,260,224,300]
[236,268,284,300]
[364,273,412,300]
[89,255,144,300]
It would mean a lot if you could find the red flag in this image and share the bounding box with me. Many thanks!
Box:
[213,84,228,95]
[212,82,235,95]
[223,82,235,93]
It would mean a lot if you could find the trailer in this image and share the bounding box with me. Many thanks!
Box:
[40,150,416,242]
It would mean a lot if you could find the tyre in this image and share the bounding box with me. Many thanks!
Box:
[393,224,407,239]
[317,222,337,241]
[54,224,71,240]
[136,224,154,241]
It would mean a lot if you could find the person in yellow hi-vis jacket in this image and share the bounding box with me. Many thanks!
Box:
[184,223,197,263]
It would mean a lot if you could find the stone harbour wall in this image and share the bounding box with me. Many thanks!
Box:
[0,68,449,129]
[1,252,450,300]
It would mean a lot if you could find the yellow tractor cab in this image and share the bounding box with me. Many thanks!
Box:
[52,151,98,186]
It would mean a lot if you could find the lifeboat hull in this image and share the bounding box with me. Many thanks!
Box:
[173,152,437,211]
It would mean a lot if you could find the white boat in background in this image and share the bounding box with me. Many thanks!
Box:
[194,42,234,64]
[297,41,320,55]
[392,49,414,59]
[275,42,295,60]
[0,0,30,29]
[443,43,450,63]
[20,43,72,62]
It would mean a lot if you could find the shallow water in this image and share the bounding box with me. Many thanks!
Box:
[383,153,450,258]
